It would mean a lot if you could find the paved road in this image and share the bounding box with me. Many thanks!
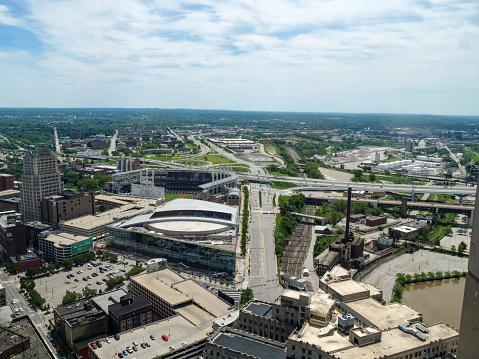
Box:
[247,183,283,302]
[108,130,118,156]
[244,173,477,196]
[0,270,56,356]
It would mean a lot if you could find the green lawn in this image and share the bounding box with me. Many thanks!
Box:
[196,154,232,164]
[165,193,196,201]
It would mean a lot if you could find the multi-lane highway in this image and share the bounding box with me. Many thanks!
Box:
[247,183,283,302]
[245,173,477,196]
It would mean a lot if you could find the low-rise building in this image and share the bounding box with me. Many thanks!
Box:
[130,268,234,333]
[0,283,5,306]
[365,215,387,227]
[54,300,108,352]
[314,224,333,235]
[389,220,428,240]
[108,295,153,334]
[205,327,286,359]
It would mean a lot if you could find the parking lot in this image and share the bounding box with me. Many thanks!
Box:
[33,258,138,310]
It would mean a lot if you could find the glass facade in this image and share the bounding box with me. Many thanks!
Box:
[107,226,236,274]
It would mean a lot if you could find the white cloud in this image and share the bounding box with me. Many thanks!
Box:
[0,0,477,114]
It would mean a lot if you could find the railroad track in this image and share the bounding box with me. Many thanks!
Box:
[280,205,315,278]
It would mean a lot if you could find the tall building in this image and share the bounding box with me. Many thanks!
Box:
[458,185,479,358]
[20,144,63,222]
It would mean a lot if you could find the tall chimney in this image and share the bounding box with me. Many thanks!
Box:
[345,187,352,242]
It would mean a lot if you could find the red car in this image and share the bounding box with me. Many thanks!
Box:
[133,347,138,352]
[162,335,168,341]
[91,343,97,350]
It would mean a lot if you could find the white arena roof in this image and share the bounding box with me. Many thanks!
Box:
[118,198,238,236]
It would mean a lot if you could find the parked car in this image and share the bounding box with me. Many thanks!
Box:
[96,341,102,348]
[91,343,97,350]
[150,335,155,340]
[114,334,120,341]
[162,335,168,341]
[118,353,123,358]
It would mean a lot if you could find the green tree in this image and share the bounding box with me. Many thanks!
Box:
[369,172,376,182]
[62,292,81,305]
[82,288,98,298]
[239,288,254,307]
[458,241,468,256]
[62,259,73,270]
[77,178,98,191]
[352,169,363,181]
[25,268,38,278]
[392,282,403,299]
[451,245,456,255]
[28,290,46,308]
[20,277,35,291]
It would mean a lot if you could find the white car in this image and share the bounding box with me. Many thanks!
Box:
[19,308,23,312]
[106,338,111,344]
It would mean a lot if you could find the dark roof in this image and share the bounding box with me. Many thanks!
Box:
[212,328,286,359]
[108,296,151,316]
[243,301,272,317]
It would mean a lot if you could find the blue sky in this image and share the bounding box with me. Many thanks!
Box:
[0,0,478,115]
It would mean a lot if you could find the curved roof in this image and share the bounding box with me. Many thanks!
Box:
[119,198,237,236]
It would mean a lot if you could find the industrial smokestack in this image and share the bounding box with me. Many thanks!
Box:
[345,187,352,242]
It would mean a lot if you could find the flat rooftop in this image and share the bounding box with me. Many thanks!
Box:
[92,289,127,314]
[134,274,191,306]
[6,317,51,359]
[43,231,90,245]
[211,328,286,359]
[327,280,370,299]
[243,301,272,317]
[335,323,458,359]
[346,298,422,331]
[91,315,207,359]
[172,279,232,317]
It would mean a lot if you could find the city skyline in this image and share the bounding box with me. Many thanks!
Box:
[0,0,478,116]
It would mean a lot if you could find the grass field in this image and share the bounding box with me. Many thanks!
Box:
[165,193,196,201]
[195,154,232,164]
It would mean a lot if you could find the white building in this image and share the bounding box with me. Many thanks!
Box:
[38,231,93,263]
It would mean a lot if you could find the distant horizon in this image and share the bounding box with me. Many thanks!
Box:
[1,107,478,118]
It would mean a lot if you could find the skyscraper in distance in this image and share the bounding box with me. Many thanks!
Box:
[458,184,479,358]
[20,144,63,222]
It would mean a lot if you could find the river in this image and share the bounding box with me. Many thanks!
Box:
[401,277,465,330]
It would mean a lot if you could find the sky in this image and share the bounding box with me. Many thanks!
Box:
[0,0,478,115]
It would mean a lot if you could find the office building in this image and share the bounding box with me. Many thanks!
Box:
[20,144,63,222]
[0,212,27,257]
[0,174,14,191]
[41,189,95,226]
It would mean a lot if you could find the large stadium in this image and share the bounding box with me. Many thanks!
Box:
[118,198,238,240]
[107,199,239,273]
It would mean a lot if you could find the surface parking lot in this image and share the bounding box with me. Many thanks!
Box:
[33,258,138,311]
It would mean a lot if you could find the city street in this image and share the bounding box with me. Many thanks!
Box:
[247,183,283,302]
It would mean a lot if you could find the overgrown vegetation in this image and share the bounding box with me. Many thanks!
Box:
[274,194,306,255]
[313,235,336,256]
